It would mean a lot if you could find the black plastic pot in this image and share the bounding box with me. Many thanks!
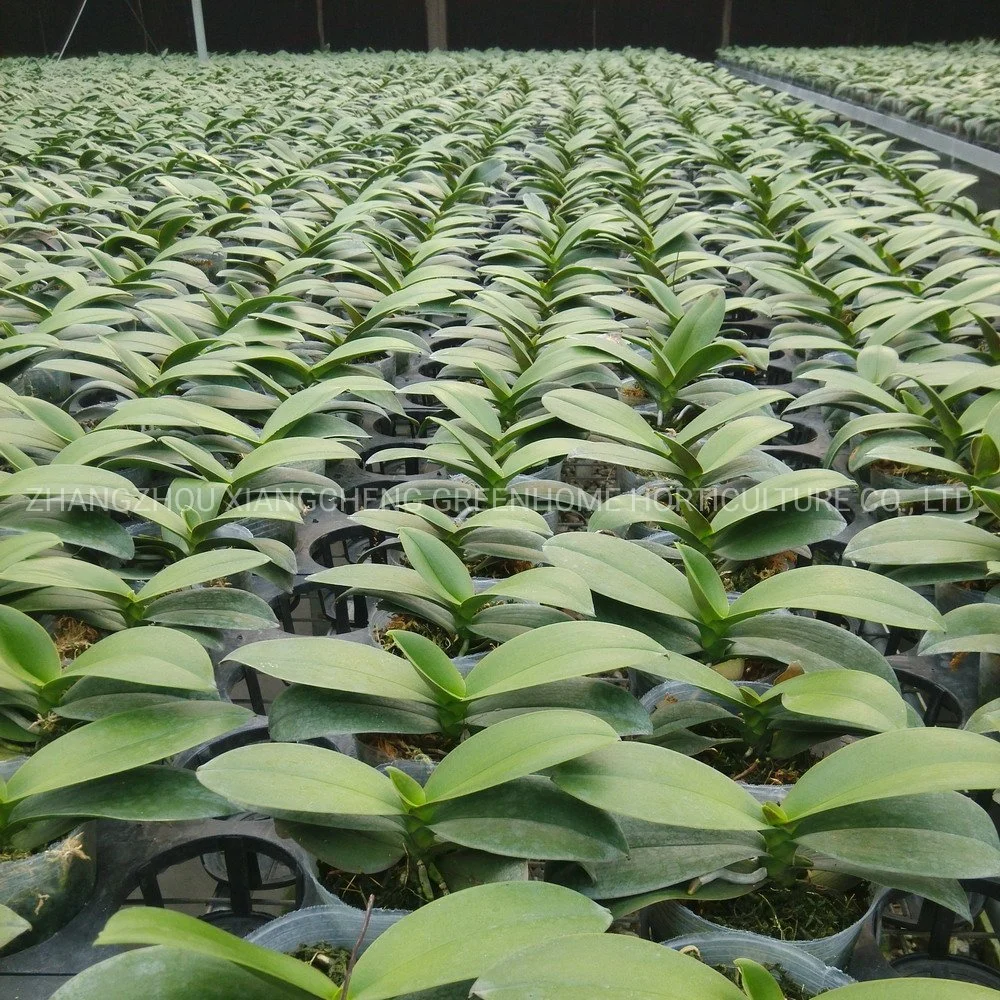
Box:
[0,817,325,999]
[852,884,1000,987]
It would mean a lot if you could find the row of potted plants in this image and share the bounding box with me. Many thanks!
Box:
[720,40,1000,149]
[1,45,1000,996]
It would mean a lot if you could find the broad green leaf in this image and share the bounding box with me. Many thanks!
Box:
[793,792,1000,880]
[764,670,911,733]
[136,550,269,601]
[8,767,238,827]
[845,516,1000,566]
[227,636,438,704]
[0,555,135,598]
[544,533,698,620]
[0,464,140,508]
[428,775,629,862]
[196,742,404,822]
[729,566,943,631]
[0,903,30,950]
[0,530,61,571]
[0,604,60,689]
[231,438,356,483]
[61,626,216,692]
[464,620,667,698]
[93,908,332,999]
[422,710,619,803]
[399,527,474,603]
[389,630,466,700]
[5,701,251,801]
[472,933,745,1000]
[480,567,594,616]
[919,604,1000,656]
[711,469,853,533]
[347,881,612,1000]
[542,388,663,450]
[49,947,310,1000]
[781,727,1000,821]
[142,588,278,630]
[269,687,441,741]
[551,741,767,831]
[100,397,257,442]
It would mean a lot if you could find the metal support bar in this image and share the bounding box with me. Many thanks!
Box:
[57,0,89,60]
[720,0,733,49]
[425,0,447,51]
[191,0,209,63]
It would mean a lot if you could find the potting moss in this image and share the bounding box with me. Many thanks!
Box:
[692,881,868,941]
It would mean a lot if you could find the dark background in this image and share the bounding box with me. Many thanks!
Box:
[1,0,996,59]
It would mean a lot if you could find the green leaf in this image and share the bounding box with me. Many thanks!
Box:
[389,630,466,700]
[422,710,619,803]
[5,701,251,802]
[845,516,1000,566]
[279,818,407,874]
[464,620,666,698]
[49,947,312,1000]
[472,933,745,1000]
[793,791,1000,881]
[0,464,140,509]
[734,959,785,1000]
[677,544,730,622]
[763,670,911,733]
[0,902,30,950]
[919,604,1000,656]
[544,533,698,620]
[100,397,257,442]
[196,742,404,823]
[269,687,440,741]
[711,469,853,533]
[781,727,1000,821]
[137,550,270,601]
[61,626,216,692]
[479,567,594,616]
[231,438,356,484]
[93,908,333,999]
[142,588,278,631]
[696,416,790,473]
[398,528,474,604]
[0,604,60,689]
[227,636,438,704]
[551,741,767,831]
[542,388,663,450]
[0,530,61,572]
[346,881,612,1000]
[7,767,238,827]
[427,776,627,862]
[729,566,943,631]
[0,555,135,599]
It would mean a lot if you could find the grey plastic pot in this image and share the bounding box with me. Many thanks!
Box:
[664,933,855,995]
[0,824,97,955]
[646,888,888,969]
[980,652,1000,705]
[246,903,470,999]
